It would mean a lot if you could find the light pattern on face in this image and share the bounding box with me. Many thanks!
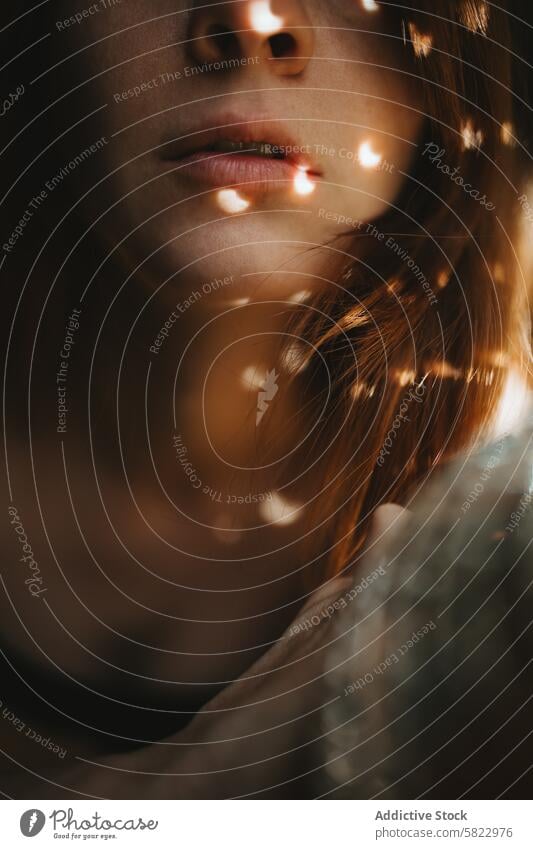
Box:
[358,141,382,169]
[249,1,284,34]
[241,365,266,390]
[293,166,316,196]
[217,188,251,214]
[45,0,425,291]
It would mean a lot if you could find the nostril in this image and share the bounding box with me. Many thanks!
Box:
[205,23,242,58]
[268,32,297,59]
[188,5,313,76]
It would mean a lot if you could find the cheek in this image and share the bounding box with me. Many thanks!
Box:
[330,116,421,224]
[311,24,424,226]
[316,88,423,228]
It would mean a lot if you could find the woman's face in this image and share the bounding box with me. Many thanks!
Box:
[52,0,423,296]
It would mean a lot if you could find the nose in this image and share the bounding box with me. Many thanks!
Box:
[187,0,315,77]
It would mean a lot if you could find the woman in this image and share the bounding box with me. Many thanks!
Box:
[0,0,530,797]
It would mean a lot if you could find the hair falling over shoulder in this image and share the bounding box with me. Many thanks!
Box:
[282,0,532,578]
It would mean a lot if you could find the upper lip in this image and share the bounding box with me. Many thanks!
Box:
[160,114,322,174]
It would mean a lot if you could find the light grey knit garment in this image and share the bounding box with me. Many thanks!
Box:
[321,412,533,799]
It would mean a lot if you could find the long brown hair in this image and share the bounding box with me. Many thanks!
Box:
[286,0,532,578]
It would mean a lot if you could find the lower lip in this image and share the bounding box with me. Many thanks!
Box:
[165,151,307,196]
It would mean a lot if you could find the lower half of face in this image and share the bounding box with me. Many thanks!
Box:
[52,0,423,302]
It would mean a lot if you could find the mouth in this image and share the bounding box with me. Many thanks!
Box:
[205,139,288,158]
[160,118,322,197]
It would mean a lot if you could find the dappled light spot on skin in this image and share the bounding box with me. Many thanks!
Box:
[241,365,266,391]
[293,166,316,196]
[217,189,251,215]
[259,491,303,527]
[212,513,243,545]
[358,140,382,170]
[249,1,283,35]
